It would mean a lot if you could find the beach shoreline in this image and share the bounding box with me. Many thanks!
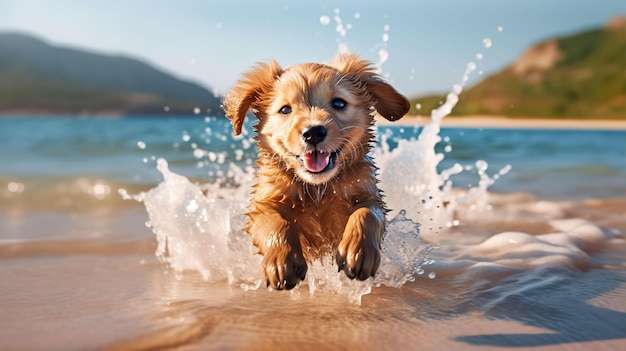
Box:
[379,115,626,130]
[3,113,625,130]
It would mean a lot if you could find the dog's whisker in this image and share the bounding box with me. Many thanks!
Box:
[337,136,363,166]
[338,125,360,132]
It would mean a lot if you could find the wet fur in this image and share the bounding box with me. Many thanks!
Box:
[223,54,410,290]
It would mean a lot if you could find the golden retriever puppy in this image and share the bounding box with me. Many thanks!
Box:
[223,53,410,290]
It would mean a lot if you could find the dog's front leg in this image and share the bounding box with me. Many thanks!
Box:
[336,204,385,280]
[248,209,307,290]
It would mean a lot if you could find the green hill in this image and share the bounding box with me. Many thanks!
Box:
[0,32,221,115]
[410,16,626,119]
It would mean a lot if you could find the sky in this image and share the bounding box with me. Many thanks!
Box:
[0,0,624,98]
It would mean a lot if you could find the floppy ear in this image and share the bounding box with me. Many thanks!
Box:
[222,60,283,135]
[331,53,410,121]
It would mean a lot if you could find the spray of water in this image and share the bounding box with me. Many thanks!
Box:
[122,71,499,304]
[320,8,391,69]
[121,16,514,303]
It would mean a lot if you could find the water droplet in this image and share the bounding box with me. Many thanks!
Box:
[354,12,361,19]
[416,268,424,275]
[497,26,504,32]
[319,15,330,25]
[428,272,437,279]
[499,164,512,175]
[452,83,463,95]
[476,53,483,60]
[7,182,24,193]
[475,160,488,172]
[483,38,492,48]
[415,103,422,110]
[193,149,205,159]
[137,141,146,150]
[193,107,201,114]
[382,33,389,42]
[338,43,349,54]
[378,48,389,65]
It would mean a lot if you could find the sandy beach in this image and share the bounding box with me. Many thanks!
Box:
[379,115,626,130]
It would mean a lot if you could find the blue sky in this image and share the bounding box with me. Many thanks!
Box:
[1,0,624,97]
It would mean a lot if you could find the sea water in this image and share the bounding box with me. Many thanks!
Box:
[104,56,626,303]
[104,103,623,304]
[1,115,625,350]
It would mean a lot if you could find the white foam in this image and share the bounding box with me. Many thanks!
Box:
[128,157,433,303]
[432,217,615,281]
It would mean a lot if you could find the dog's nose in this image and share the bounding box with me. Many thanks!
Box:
[302,126,327,146]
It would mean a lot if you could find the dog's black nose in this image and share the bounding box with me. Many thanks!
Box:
[302,126,327,146]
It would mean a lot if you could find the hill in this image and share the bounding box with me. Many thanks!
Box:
[410,16,626,119]
[0,32,221,116]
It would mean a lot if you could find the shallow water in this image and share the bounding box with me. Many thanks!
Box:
[1,115,625,350]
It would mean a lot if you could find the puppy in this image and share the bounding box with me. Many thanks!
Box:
[223,53,410,290]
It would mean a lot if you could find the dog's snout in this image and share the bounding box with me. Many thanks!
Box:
[302,126,327,146]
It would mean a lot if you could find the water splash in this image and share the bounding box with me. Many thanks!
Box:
[125,96,490,303]
[124,27,515,303]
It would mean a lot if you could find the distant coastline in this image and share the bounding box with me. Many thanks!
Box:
[379,115,626,130]
[3,113,625,131]
[0,108,210,118]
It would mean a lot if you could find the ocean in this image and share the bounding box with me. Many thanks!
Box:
[1,116,625,350]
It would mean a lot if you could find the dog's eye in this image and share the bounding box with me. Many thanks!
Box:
[279,105,292,115]
[331,98,347,110]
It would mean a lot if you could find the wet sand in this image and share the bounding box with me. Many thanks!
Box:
[1,196,625,351]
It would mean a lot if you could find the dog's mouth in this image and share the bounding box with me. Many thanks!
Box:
[300,149,339,174]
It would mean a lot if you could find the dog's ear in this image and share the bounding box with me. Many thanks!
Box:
[223,60,284,135]
[331,53,410,121]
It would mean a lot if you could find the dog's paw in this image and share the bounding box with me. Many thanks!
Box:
[262,247,308,290]
[336,235,381,281]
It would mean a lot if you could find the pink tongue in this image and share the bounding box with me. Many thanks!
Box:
[303,151,331,173]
